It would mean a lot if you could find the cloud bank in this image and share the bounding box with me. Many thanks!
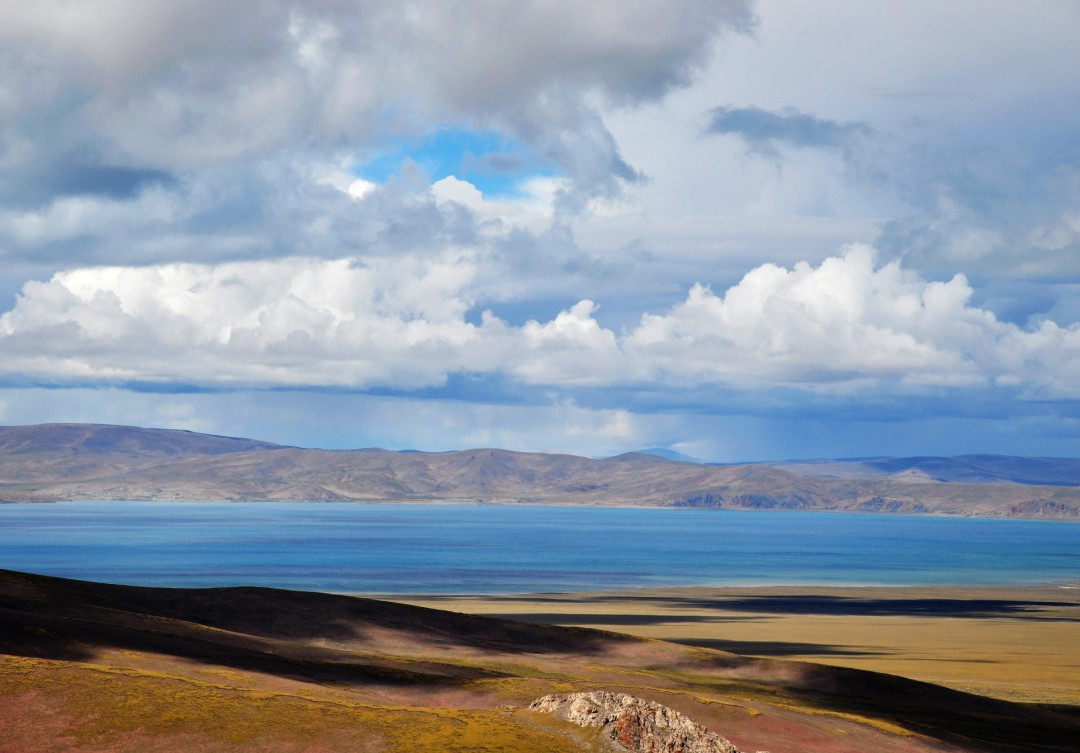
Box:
[0,0,752,214]
[4,247,1076,399]
[2,2,1080,458]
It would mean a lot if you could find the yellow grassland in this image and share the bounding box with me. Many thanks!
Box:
[401,584,1080,705]
[4,571,1078,753]
[0,655,589,753]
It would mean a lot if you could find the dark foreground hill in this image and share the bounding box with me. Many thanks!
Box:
[2,423,1080,518]
[1,568,1077,753]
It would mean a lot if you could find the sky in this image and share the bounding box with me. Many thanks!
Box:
[0,0,1078,461]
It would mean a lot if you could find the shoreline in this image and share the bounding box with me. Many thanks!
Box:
[6,498,1080,523]
[365,579,1080,598]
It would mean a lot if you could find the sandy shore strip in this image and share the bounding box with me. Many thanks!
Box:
[397,584,1080,706]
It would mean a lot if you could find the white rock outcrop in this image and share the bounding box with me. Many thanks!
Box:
[529,691,758,753]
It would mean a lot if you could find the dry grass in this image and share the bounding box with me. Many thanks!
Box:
[3,570,1078,753]
[400,584,1080,705]
[0,656,587,753]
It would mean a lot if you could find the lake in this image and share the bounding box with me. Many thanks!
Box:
[1,501,1078,593]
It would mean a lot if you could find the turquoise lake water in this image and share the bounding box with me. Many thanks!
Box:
[0,501,1078,593]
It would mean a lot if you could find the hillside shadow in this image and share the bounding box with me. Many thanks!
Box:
[777,660,1080,753]
[670,637,884,657]
[669,595,1079,619]
[0,596,505,687]
[675,651,1080,753]
[487,593,1080,620]
[470,611,761,626]
[3,621,498,687]
[0,609,96,662]
[0,570,634,688]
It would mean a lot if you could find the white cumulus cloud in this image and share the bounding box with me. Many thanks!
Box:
[2,246,1078,399]
[0,252,510,388]
[624,245,1080,395]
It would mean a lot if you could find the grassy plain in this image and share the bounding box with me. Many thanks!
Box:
[400,585,1080,705]
[3,570,1078,753]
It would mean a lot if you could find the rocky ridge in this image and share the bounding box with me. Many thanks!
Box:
[529,691,765,753]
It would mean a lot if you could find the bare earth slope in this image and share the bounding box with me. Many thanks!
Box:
[2,423,1080,518]
[2,569,1078,753]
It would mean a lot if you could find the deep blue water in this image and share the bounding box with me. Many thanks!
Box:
[0,501,1078,593]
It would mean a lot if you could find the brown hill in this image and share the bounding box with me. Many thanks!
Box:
[2,423,1080,518]
[2,568,1077,753]
[770,454,1080,486]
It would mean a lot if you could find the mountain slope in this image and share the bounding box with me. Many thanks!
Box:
[772,455,1080,486]
[2,423,1079,518]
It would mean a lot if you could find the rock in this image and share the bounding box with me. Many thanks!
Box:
[671,493,724,508]
[1006,499,1080,518]
[529,691,758,753]
[857,496,929,514]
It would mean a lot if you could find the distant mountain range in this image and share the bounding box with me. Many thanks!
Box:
[760,455,1080,487]
[630,447,704,463]
[1,423,1078,519]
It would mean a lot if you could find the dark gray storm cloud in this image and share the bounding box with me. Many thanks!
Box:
[705,105,873,158]
[1,153,175,208]
[702,100,1080,293]
[0,0,755,266]
[874,134,1080,291]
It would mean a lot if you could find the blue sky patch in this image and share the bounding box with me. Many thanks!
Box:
[355,126,555,196]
